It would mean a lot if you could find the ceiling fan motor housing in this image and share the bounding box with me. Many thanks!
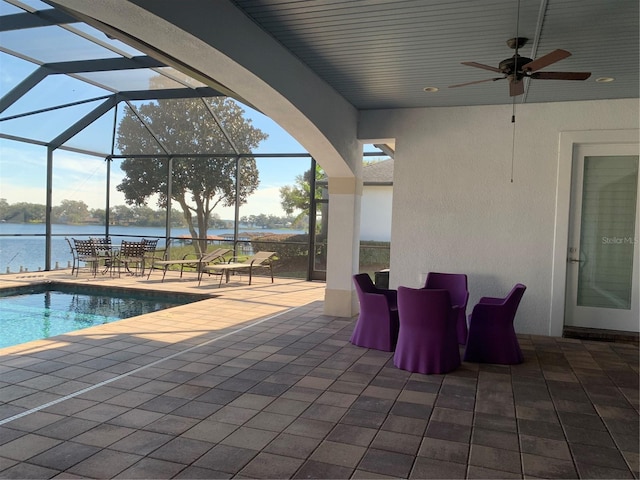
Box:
[499,55,533,75]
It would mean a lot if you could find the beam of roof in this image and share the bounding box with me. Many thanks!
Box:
[0,94,112,122]
[118,86,226,101]
[1,87,224,123]
[0,56,169,115]
[123,99,170,155]
[0,67,51,114]
[47,86,227,151]
[0,9,78,31]
[373,144,395,158]
[42,55,166,74]
[45,1,255,110]
[49,96,117,149]
[0,132,107,158]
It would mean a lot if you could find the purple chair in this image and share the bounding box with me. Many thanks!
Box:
[463,283,526,365]
[394,287,461,374]
[424,272,469,344]
[350,273,399,352]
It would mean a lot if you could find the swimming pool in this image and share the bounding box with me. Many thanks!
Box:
[0,283,211,349]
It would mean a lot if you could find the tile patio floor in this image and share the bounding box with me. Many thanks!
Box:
[0,270,638,479]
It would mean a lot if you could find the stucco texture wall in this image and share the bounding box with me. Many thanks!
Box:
[359,98,639,335]
[360,186,393,241]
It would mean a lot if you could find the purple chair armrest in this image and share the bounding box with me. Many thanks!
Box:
[379,289,398,310]
[362,291,393,310]
[478,296,505,305]
[472,302,503,314]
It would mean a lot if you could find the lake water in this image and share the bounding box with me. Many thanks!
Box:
[0,223,304,273]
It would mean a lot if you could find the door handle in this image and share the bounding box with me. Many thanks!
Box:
[568,257,581,263]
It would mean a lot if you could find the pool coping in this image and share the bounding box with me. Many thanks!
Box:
[0,280,217,302]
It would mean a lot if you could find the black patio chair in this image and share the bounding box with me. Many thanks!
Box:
[72,238,99,276]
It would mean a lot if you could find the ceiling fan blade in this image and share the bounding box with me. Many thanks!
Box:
[449,77,504,89]
[509,79,525,96]
[530,71,591,80]
[461,61,502,73]
[522,49,571,72]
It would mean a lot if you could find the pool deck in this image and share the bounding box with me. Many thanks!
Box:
[0,269,638,479]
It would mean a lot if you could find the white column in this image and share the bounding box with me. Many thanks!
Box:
[324,176,363,317]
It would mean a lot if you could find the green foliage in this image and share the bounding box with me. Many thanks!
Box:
[51,199,90,224]
[0,199,188,227]
[1,197,300,232]
[1,201,46,223]
[251,233,308,259]
[0,198,8,220]
[240,213,295,229]
[279,163,324,222]
[359,240,391,266]
[108,204,185,227]
[248,233,307,278]
[250,234,390,272]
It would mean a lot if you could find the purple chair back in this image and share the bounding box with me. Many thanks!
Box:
[393,286,461,374]
[424,272,469,344]
[463,283,526,365]
[350,273,399,352]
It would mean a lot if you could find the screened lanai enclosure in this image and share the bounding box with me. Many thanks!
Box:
[0,0,391,281]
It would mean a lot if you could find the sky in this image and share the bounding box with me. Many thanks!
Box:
[0,115,310,219]
[0,22,384,221]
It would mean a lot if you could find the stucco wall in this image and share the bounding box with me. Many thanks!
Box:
[359,98,639,335]
[360,186,393,241]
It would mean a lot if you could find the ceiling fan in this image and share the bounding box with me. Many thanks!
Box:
[449,37,591,96]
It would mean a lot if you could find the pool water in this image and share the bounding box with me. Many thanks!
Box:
[0,283,209,349]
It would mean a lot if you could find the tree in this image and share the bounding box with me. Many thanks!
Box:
[91,208,106,224]
[110,205,134,225]
[279,163,324,225]
[208,212,224,229]
[0,198,8,221]
[116,97,267,254]
[2,202,45,223]
[52,200,89,224]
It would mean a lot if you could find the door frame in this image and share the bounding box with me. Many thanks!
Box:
[550,129,639,337]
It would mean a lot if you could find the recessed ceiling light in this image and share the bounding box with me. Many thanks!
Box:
[423,87,439,92]
[595,77,615,83]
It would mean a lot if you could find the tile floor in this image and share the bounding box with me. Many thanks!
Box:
[0,270,638,479]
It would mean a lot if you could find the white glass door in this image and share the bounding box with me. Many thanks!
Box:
[565,143,639,332]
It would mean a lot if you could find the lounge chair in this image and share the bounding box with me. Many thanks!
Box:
[148,247,231,282]
[201,251,277,287]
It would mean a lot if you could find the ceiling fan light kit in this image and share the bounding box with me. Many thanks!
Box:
[449,37,592,96]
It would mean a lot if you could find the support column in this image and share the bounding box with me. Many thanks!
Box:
[324,175,363,317]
